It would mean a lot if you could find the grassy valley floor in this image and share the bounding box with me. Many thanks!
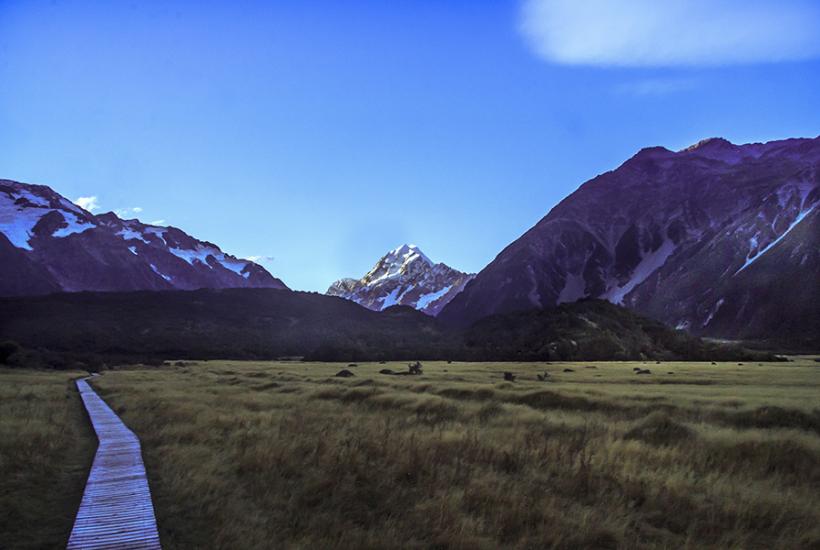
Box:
[0,369,96,549]
[3,359,819,548]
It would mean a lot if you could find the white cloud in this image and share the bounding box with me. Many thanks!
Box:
[149,219,166,226]
[74,196,100,212]
[614,77,698,96]
[247,255,275,264]
[115,206,144,218]
[519,0,820,66]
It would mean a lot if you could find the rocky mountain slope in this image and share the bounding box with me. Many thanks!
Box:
[327,244,474,316]
[0,179,287,296]
[440,137,820,348]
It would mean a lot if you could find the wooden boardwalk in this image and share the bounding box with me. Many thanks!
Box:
[67,377,162,550]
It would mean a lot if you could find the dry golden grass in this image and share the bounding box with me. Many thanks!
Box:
[86,358,820,549]
[0,369,95,549]
[3,359,819,549]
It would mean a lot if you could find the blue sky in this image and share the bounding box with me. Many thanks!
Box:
[1,0,818,291]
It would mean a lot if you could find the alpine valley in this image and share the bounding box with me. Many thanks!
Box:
[1,136,818,351]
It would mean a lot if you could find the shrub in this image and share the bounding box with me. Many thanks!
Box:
[0,341,21,364]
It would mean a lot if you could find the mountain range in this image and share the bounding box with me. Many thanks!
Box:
[1,135,818,350]
[326,244,474,316]
[0,179,287,296]
[439,137,819,348]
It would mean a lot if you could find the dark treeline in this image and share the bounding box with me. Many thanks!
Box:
[0,289,777,370]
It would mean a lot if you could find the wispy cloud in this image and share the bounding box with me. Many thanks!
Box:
[614,77,699,96]
[149,219,166,226]
[519,0,820,67]
[247,255,275,264]
[115,206,143,218]
[74,196,100,212]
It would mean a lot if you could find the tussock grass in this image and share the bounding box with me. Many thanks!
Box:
[716,406,820,434]
[89,358,820,549]
[4,358,820,548]
[623,413,693,446]
[0,369,95,549]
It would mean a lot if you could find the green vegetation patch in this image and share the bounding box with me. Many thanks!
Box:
[0,369,96,549]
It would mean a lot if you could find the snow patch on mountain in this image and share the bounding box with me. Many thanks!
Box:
[15,188,50,208]
[144,227,167,245]
[51,212,95,238]
[170,245,216,267]
[170,244,251,276]
[0,186,96,249]
[702,298,725,328]
[0,201,43,249]
[379,287,402,309]
[417,285,452,310]
[149,264,173,282]
[734,204,816,275]
[220,257,251,277]
[117,226,150,243]
[605,239,676,304]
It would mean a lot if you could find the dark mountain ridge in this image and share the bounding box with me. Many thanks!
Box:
[0,289,771,366]
[440,137,820,349]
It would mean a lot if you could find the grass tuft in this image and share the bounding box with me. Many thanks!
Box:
[623,412,693,446]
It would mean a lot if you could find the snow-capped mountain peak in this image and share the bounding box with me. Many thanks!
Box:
[361,243,433,287]
[0,181,97,251]
[328,245,474,316]
[0,179,288,296]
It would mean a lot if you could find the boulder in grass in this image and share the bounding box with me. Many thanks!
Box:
[379,369,395,375]
[636,369,652,375]
[503,372,516,382]
[563,368,574,373]
[335,369,355,377]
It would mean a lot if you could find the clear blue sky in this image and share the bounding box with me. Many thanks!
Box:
[1,0,819,291]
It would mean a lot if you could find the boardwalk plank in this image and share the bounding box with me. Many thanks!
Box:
[67,378,162,550]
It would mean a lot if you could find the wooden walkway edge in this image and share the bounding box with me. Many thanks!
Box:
[67,377,162,550]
